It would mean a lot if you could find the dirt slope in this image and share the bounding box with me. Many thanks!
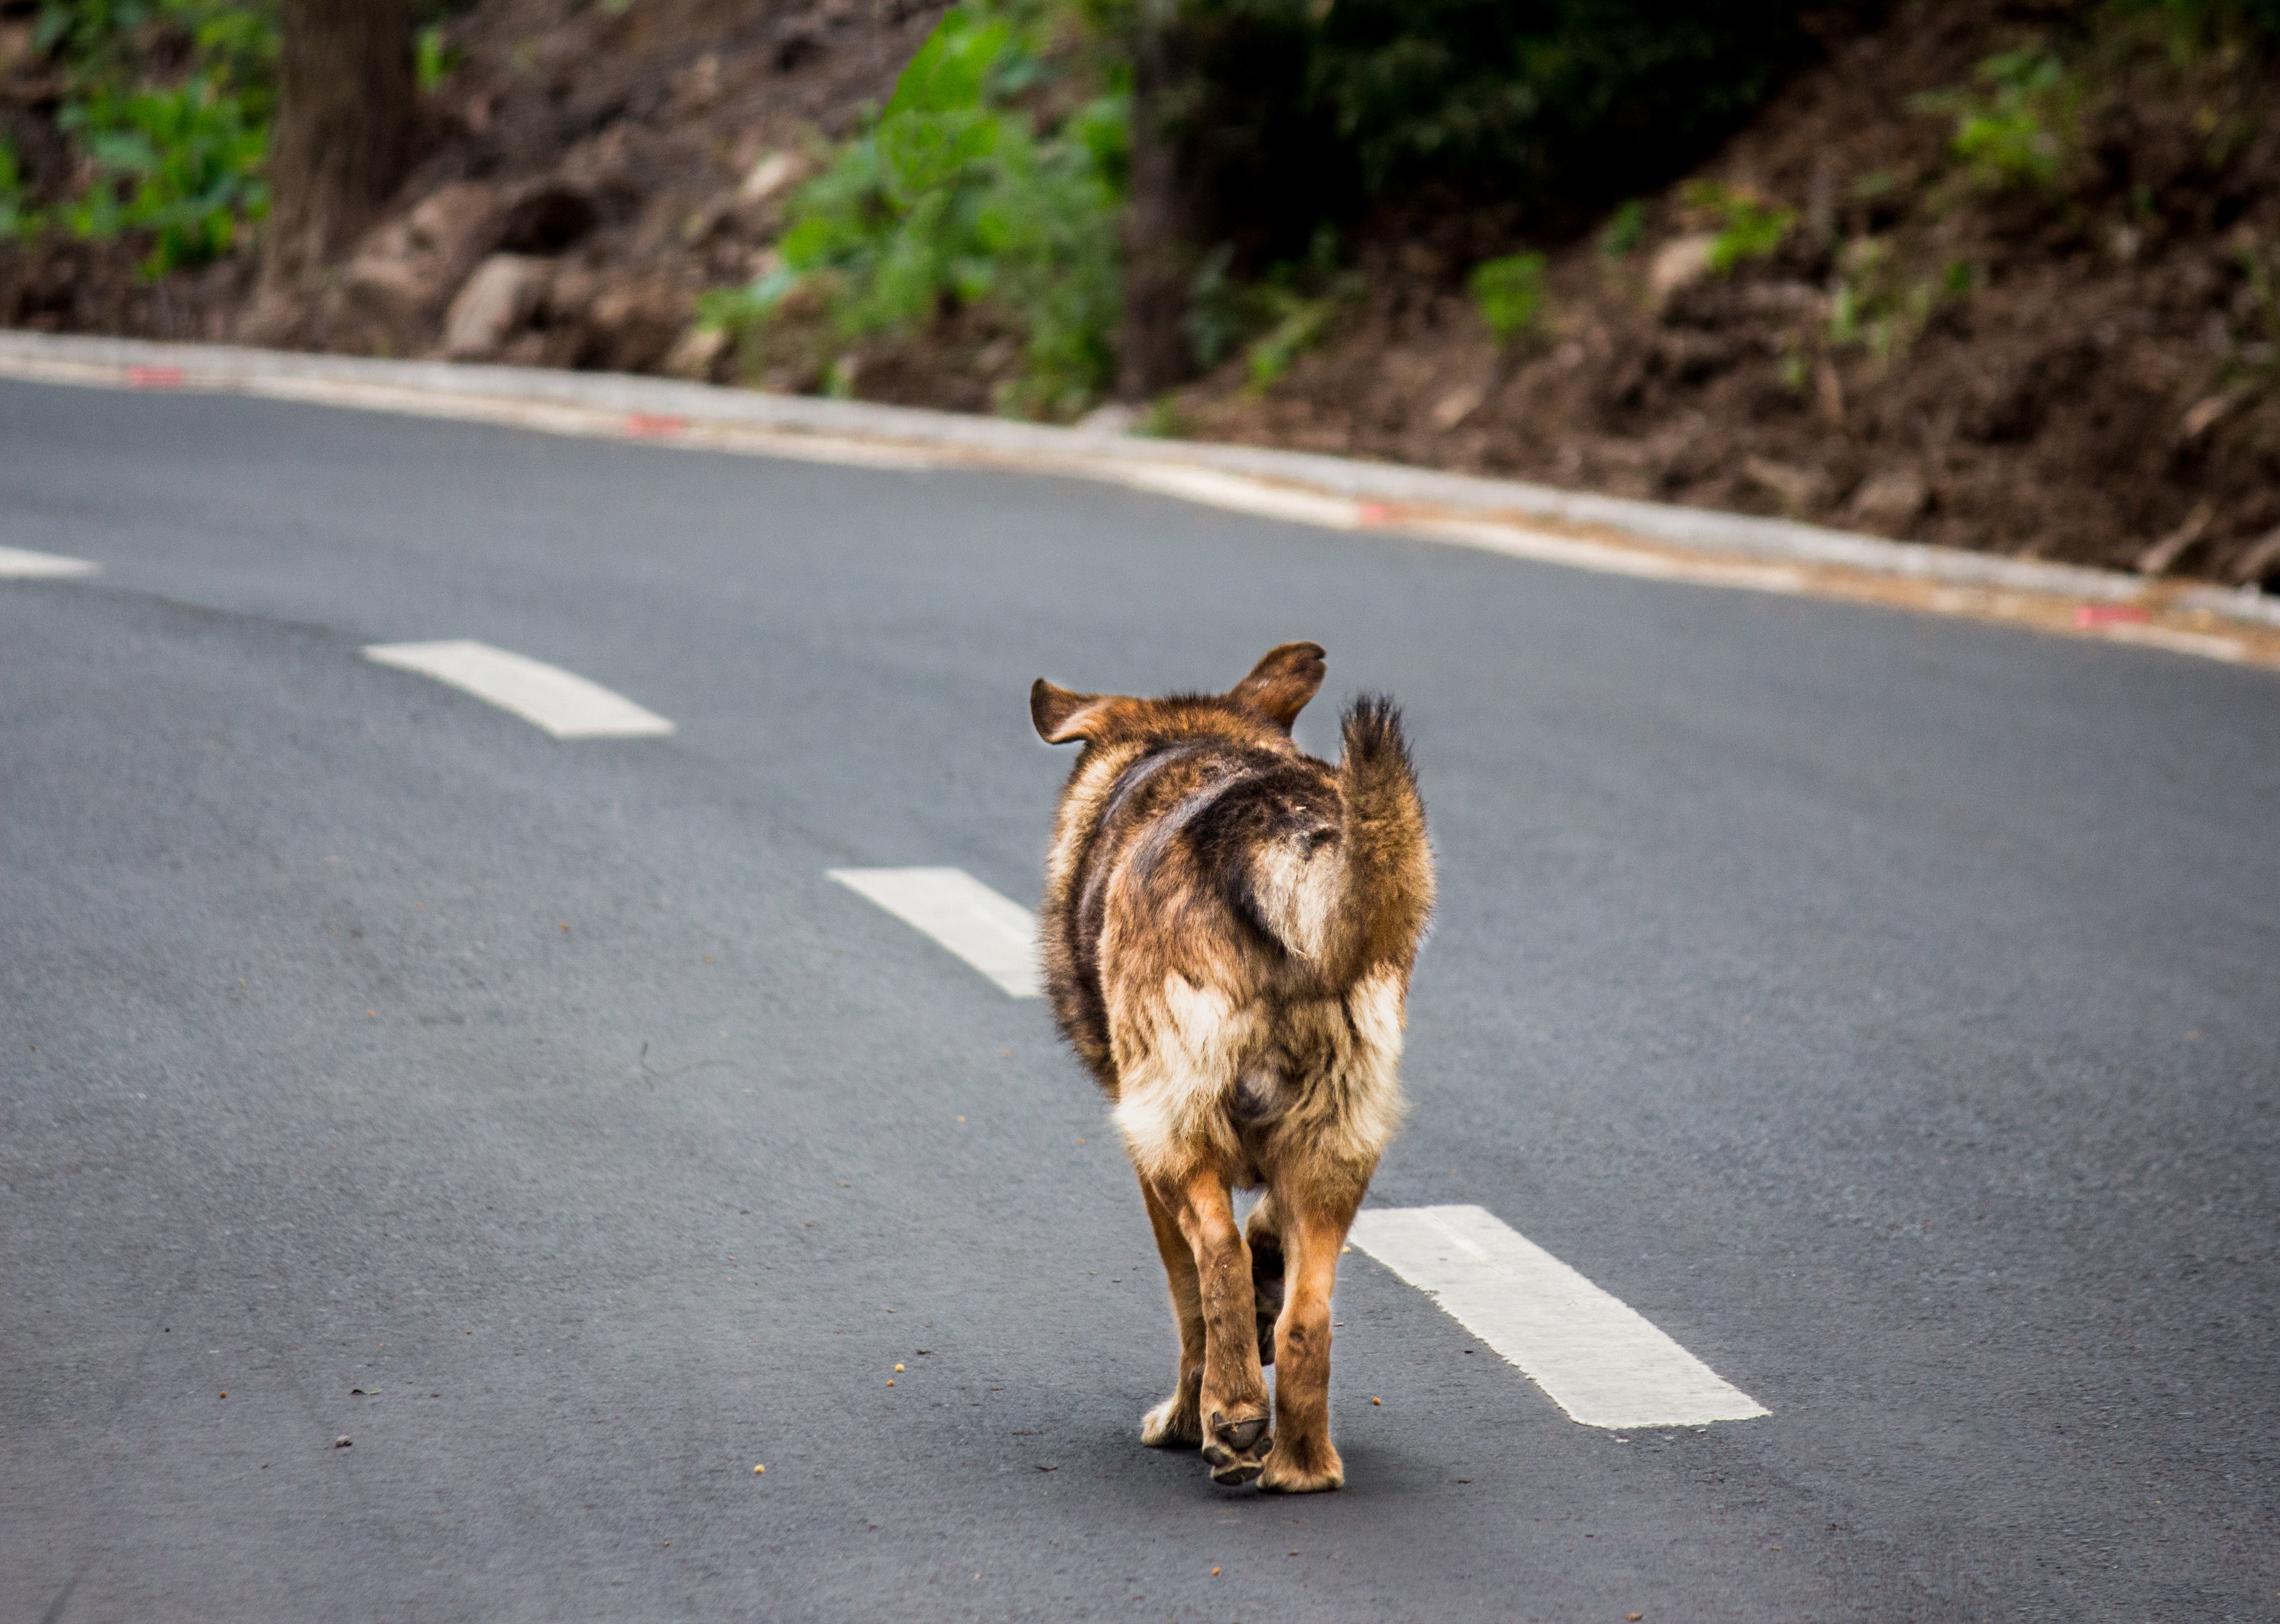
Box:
[3,0,2274,589]
[0,0,945,371]
[1175,2,2280,588]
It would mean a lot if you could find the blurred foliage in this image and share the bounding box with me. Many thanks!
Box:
[1468,251,1548,344]
[701,1,1127,415]
[1183,226,1352,387]
[1911,50,2079,191]
[1304,0,1818,209]
[1681,181,1795,272]
[0,140,32,239]
[415,24,463,93]
[15,0,278,274]
[60,75,269,272]
[1596,198,1644,258]
[1823,236,1943,365]
[2117,0,2280,40]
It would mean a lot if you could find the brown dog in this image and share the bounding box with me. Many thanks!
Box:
[1030,641,1434,1491]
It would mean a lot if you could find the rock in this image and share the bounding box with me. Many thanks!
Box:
[339,255,433,330]
[664,323,731,379]
[1648,234,1716,303]
[1848,468,1928,526]
[1075,402,1137,434]
[338,182,505,331]
[739,151,802,204]
[405,183,506,265]
[1430,384,1485,429]
[1743,454,1829,511]
[582,277,691,373]
[443,255,553,359]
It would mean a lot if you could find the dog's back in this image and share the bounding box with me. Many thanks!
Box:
[1031,642,1433,1200]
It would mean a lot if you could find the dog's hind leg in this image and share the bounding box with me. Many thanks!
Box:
[1160,1169,1274,1485]
[1258,1187,1363,1493]
[1138,1175,1204,1448]
[1244,1195,1286,1369]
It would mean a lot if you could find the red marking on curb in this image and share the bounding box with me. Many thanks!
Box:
[127,366,185,389]
[626,414,688,437]
[1357,503,1395,524]
[2074,604,2150,627]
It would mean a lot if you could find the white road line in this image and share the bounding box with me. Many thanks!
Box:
[363,640,674,739]
[1111,464,1368,530]
[1410,518,1808,595]
[2098,622,2246,662]
[0,545,100,579]
[826,867,1043,998]
[1347,1204,1769,1429]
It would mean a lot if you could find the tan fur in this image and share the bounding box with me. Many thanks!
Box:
[1030,642,1434,1491]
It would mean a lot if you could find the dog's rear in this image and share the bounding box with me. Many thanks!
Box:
[1031,641,1432,1491]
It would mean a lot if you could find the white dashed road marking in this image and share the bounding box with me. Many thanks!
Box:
[827,867,1043,997]
[364,640,674,739]
[817,886,1763,1414]
[1348,1204,1769,1428]
[0,545,100,579]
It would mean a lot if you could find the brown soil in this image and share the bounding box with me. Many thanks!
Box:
[3,0,2276,589]
[0,0,949,369]
[1177,2,2280,588]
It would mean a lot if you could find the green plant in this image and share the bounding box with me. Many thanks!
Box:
[416,25,461,94]
[1824,236,1956,367]
[1468,251,1548,344]
[1243,293,1335,388]
[0,140,37,241]
[1182,224,1346,377]
[61,75,269,274]
[1913,50,2080,191]
[701,3,1126,415]
[1683,181,1793,273]
[1597,199,1645,259]
[22,0,277,275]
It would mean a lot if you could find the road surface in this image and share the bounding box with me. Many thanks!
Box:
[5,377,2276,1622]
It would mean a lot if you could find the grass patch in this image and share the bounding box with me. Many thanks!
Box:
[1468,251,1549,344]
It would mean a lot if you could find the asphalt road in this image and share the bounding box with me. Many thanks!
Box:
[4,377,2276,1624]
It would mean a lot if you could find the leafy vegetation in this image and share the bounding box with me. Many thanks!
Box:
[1682,182,1794,274]
[60,76,271,273]
[1912,50,2079,192]
[0,140,33,240]
[11,0,278,274]
[1304,0,1815,209]
[1467,252,1548,345]
[1596,199,1645,260]
[699,2,1127,416]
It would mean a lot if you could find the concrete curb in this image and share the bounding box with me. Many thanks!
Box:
[5,328,2277,651]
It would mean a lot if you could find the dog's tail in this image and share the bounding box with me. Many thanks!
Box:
[1323,695,1435,981]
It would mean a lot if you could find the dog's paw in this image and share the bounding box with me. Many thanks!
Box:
[1141,1392,1203,1449]
[1200,1409,1273,1486]
[1258,1437,1344,1494]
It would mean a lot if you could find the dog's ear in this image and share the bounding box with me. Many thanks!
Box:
[1032,678,1109,745]
[1227,641,1326,731]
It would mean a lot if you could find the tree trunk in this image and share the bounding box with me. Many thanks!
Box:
[260,0,417,299]
[1117,0,1210,400]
